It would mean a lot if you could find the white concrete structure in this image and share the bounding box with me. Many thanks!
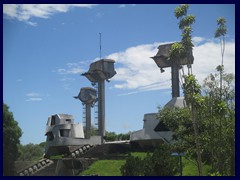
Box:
[130,97,186,148]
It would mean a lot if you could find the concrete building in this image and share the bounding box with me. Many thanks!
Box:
[130,97,186,148]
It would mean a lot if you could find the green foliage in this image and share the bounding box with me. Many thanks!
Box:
[3,103,22,176]
[157,72,235,175]
[131,152,150,159]
[214,17,227,38]
[50,154,64,160]
[79,151,211,176]
[104,131,117,141]
[18,143,45,161]
[202,72,235,175]
[216,65,224,73]
[179,15,196,30]
[174,4,189,19]
[168,42,185,60]
[121,144,178,176]
[104,131,130,142]
[168,4,195,62]
[120,155,143,176]
[182,74,202,108]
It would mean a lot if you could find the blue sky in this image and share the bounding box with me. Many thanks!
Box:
[3,4,235,145]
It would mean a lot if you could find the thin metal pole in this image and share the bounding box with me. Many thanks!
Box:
[99,33,102,60]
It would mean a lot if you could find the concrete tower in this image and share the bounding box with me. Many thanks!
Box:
[151,43,194,98]
[82,59,116,143]
[74,87,97,139]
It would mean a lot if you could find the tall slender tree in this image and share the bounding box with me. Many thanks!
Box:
[214,17,227,175]
[168,4,204,175]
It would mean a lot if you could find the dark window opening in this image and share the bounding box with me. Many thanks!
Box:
[60,129,70,137]
[51,116,56,126]
[66,119,71,124]
[47,132,54,141]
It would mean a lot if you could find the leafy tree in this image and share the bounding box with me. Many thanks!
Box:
[214,17,227,69]
[169,4,195,65]
[3,103,22,176]
[120,154,143,176]
[143,144,178,176]
[182,74,204,175]
[104,131,130,142]
[202,72,235,175]
[158,71,235,175]
[18,143,45,161]
[104,131,117,141]
[121,144,178,176]
[168,4,203,175]
[214,17,229,175]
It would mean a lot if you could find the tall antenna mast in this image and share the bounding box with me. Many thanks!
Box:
[99,33,102,60]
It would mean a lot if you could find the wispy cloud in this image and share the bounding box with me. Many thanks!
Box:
[26,92,40,97]
[25,92,43,101]
[26,97,42,101]
[53,61,89,91]
[107,42,172,90]
[192,36,206,45]
[106,37,235,95]
[3,4,97,26]
[59,77,75,82]
[119,4,136,8]
[53,62,87,75]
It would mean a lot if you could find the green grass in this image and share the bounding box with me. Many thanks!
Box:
[79,152,211,176]
[80,160,125,176]
[181,157,211,176]
[131,152,150,159]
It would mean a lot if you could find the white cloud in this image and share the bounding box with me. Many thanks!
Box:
[25,92,43,101]
[192,36,206,45]
[26,97,42,101]
[106,39,235,95]
[3,4,97,26]
[119,4,136,8]
[192,40,235,83]
[54,62,87,75]
[26,92,40,97]
[53,61,89,91]
[59,77,75,82]
[106,42,172,91]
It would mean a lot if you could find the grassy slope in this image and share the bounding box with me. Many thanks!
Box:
[79,152,211,176]
[80,160,125,176]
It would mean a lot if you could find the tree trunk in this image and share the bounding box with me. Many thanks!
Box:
[191,106,203,176]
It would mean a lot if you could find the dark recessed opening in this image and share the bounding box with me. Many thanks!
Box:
[47,132,54,141]
[60,129,70,137]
